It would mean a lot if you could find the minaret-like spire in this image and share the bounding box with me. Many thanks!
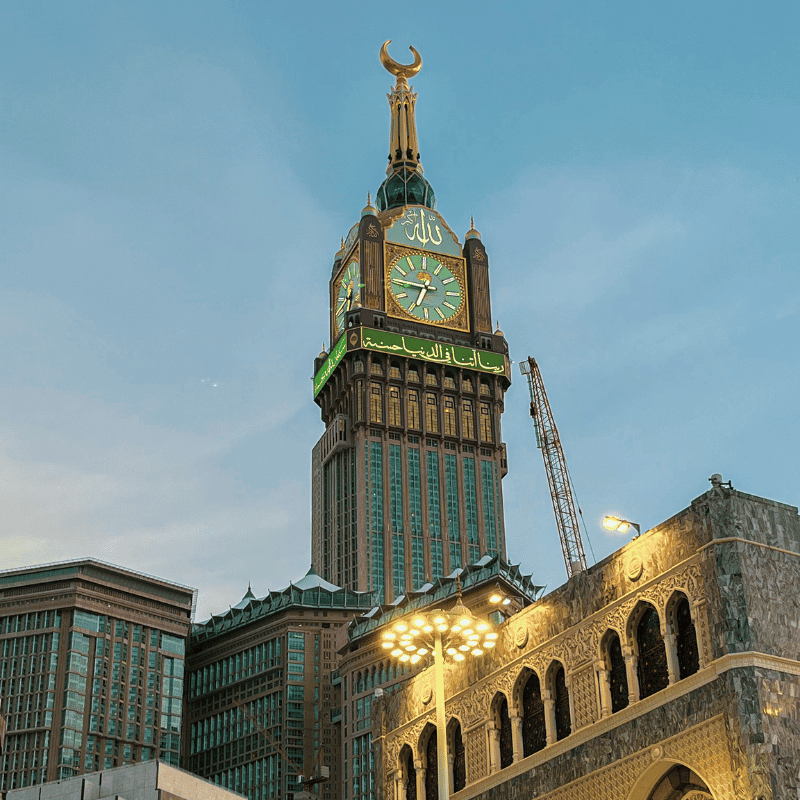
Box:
[376,41,435,212]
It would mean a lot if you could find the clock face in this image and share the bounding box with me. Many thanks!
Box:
[334,260,361,335]
[388,253,463,324]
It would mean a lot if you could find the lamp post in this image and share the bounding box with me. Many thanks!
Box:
[602,515,641,535]
[382,585,496,800]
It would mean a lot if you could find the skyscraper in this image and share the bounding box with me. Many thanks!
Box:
[0,559,194,793]
[312,43,511,603]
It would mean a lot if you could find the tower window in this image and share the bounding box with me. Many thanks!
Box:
[408,367,420,383]
[479,403,493,442]
[370,384,383,424]
[426,371,438,386]
[407,391,420,429]
[425,394,439,433]
[370,361,383,376]
[480,381,491,396]
[462,377,473,393]
[389,364,401,380]
[388,387,401,426]
[462,400,475,439]
[443,397,456,436]
[444,374,456,389]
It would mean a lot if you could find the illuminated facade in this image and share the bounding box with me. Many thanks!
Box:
[0,559,194,794]
[375,479,800,799]
[311,44,511,603]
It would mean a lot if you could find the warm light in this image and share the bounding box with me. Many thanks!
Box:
[409,629,420,636]
[396,623,408,632]
[434,617,445,625]
[602,515,637,534]
[391,648,403,657]
[405,645,416,652]
[414,618,425,627]
[484,641,495,648]
[472,649,483,656]
[489,593,503,604]
[423,625,433,633]
[382,642,393,649]
[400,634,411,641]
[383,631,395,640]
[410,654,421,664]
[477,623,488,631]
[502,598,512,606]
[438,624,448,632]
[454,653,465,661]
[463,629,474,636]
[446,647,457,655]
[400,654,410,662]
[459,618,470,627]
[417,648,428,656]
[603,516,620,530]
[486,632,498,640]
[451,625,461,633]
[616,521,630,533]
[459,644,470,651]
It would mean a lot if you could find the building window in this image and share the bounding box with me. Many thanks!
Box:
[674,595,700,679]
[371,361,383,375]
[424,729,438,800]
[444,454,460,543]
[388,388,401,426]
[479,403,493,442]
[462,401,475,439]
[389,364,401,380]
[493,694,513,769]
[370,383,383,424]
[481,461,498,554]
[408,367,420,383]
[401,746,416,800]
[605,632,629,713]
[480,381,491,397]
[407,391,420,429]
[425,394,439,433]
[444,374,456,389]
[552,663,571,741]
[636,605,669,699]
[443,397,456,436]
[449,720,466,792]
[463,458,479,563]
[521,671,546,756]
[462,377,473,393]
[426,371,438,387]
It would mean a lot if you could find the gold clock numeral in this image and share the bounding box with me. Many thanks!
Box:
[434,307,445,319]
[406,257,415,270]
[396,292,408,299]
[443,301,456,310]
[433,264,442,275]
[442,277,455,285]
[395,266,407,277]
[423,308,430,320]
[445,291,460,297]
[422,256,427,269]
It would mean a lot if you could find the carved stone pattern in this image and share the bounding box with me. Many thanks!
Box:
[571,665,597,729]
[464,726,487,783]
[472,248,485,262]
[383,712,435,770]
[367,223,379,237]
[365,240,382,307]
[533,716,734,800]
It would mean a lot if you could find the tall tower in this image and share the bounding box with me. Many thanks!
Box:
[312,43,511,603]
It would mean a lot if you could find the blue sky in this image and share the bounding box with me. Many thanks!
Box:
[1,2,798,620]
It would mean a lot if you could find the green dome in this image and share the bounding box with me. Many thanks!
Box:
[376,166,436,212]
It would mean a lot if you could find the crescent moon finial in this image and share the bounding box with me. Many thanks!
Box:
[380,40,422,82]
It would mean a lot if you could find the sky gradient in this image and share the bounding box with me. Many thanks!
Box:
[1,2,798,620]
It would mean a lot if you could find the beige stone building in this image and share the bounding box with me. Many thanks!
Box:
[374,478,800,799]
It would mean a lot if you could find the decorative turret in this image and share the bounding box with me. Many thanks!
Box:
[375,41,435,212]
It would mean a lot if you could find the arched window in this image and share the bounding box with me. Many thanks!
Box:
[426,394,439,433]
[448,719,466,793]
[407,391,420,429]
[493,694,513,769]
[400,746,416,800]
[636,605,669,699]
[424,728,438,800]
[605,632,628,713]
[674,595,700,678]
[389,387,402,426]
[552,663,571,740]
[521,671,546,756]
[645,764,711,799]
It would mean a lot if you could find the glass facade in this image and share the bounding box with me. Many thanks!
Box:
[481,460,499,555]
[322,448,358,590]
[463,457,480,563]
[367,441,385,594]
[444,454,460,545]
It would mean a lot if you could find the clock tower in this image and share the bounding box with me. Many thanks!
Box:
[311,43,511,603]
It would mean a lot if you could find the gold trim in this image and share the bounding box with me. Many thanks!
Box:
[332,251,361,337]
[384,242,469,332]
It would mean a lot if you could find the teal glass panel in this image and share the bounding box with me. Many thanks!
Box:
[426,451,442,539]
[389,444,403,533]
[368,441,385,593]
[481,460,498,554]
[431,540,444,580]
[408,448,421,534]
[392,535,405,599]
[444,454,460,541]
[411,536,424,591]
[161,634,185,656]
[449,542,462,570]
[463,457,479,547]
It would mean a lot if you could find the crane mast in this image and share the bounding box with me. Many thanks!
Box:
[519,356,587,578]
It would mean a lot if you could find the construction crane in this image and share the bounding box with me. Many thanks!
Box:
[519,356,588,578]
[235,700,329,798]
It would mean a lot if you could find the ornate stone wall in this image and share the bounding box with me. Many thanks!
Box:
[374,487,800,799]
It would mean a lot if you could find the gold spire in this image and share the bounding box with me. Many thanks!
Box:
[380,40,424,176]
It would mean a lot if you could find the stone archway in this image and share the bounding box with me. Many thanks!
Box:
[628,761,714,800]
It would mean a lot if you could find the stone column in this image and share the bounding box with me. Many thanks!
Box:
[509,710,523,762]
[394,771,405,800]
[595,659,612,718]
[543,690,556,746]
[623,644,639,704]
[692,598,709,668]
[663,630,679,684]
[447,753,454,794]
[414,759,425,800]
[485,721,499,773]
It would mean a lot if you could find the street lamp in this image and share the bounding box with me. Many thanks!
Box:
[602,515,641,535]
[382,584,495,800]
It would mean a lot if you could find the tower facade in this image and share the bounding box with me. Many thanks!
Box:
[312,44,511,603]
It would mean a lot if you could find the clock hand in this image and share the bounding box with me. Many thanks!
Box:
[392,278,425,289]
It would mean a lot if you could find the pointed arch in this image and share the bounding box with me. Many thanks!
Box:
[630,602,669,699]
[601,628,629,713]
[519,668,546,756]
[447,717,466,793]
[420,723,438,800]
[667,591,700,679]
[547,661,571,741]
[490,691,513,769]
[399,744,416,800]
